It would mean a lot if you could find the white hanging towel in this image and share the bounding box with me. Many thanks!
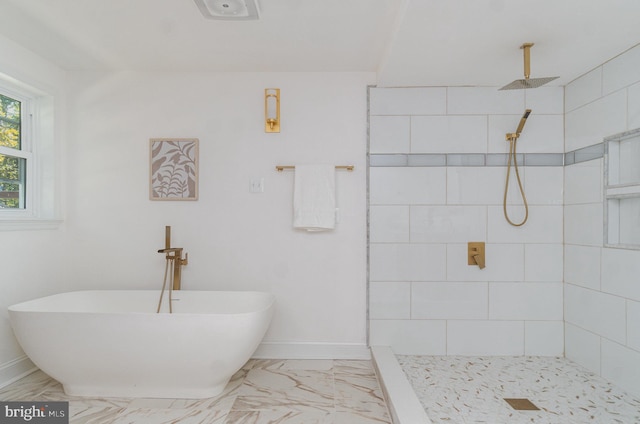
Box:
[293,164,336,231]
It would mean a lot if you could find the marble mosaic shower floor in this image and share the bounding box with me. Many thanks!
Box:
[0,359,391,424]
[397,355,640,424]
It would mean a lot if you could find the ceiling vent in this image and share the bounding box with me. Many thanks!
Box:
[194,0,260,21]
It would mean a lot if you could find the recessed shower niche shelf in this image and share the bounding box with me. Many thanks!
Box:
[604,128,640,249]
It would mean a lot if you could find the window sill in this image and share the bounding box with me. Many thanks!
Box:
[0,219,63,231]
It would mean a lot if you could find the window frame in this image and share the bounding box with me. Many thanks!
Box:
[0,75,60,230]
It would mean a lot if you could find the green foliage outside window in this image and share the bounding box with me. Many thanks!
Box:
[0,93,22,208]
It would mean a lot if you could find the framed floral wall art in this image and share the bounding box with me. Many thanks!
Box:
[149,138,199,200]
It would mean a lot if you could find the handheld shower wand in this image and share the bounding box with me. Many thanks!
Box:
[503,109,531,226]
[506,109,531,141]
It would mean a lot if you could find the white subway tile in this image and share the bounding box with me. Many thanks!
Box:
[565,67,602,113]
[447,320,524,356]
[446,243,524,282]
[447,167,509,205]
[601,247,640,301]
[369,167,446,205]
[525,321,564,356]
[410,205,486,243]
[410,115,487,153]
[629,81,640,129]
[525,86,564,114]
[565,90,627,151]
[369,87,446,115]
[369,282,411,319]
[603,44,640,96]
[525,244,563,282]
[369,320,446,355]
[564,203,603,246]
[369,206,409,243]
[489,282,563,320]
[488,115,519,153]
[411,282,488,320]
[370,243,446,281]
[488,114,563,154]
[564,283,626,344]
[601,339,640,398]
[492,115,564,154]
[523,167,564,205]
[520,115,564,154]
[564,159,603,205]
[565,322,601,374]
[491,202,526,236]
[488,205,563,243]
[448,87,524,115]
[627,300,640,352]
[369,116,410,153]
[564,245,601,290]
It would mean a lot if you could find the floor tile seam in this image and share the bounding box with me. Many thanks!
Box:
[226,405,339,414]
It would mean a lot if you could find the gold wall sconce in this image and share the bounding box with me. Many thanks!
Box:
[265,88,280,133]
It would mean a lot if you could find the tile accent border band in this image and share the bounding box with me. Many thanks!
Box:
[370,143,604,168]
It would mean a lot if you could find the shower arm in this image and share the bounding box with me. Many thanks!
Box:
[522,42,534,80]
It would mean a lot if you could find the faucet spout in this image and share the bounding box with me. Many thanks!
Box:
[157,247,183,254]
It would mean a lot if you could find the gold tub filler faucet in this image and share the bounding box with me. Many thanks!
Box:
[156,225,188,313]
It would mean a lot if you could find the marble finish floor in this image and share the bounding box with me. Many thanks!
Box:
[398,355,640,424]
[0,359,391,424]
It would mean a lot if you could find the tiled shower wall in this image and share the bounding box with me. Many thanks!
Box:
[564,43,640,397]
[368,86,565,356]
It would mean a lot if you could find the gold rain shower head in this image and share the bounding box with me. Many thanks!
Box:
[499,43,559,90]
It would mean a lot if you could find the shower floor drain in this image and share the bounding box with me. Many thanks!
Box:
[503,398,540,410]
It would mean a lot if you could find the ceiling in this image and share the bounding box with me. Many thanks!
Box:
[1,0,640,87]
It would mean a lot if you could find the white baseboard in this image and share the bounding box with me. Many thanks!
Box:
[0,355,38,389]
[253,342,371,360]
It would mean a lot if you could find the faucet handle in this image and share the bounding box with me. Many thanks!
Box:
[182,252,188,266]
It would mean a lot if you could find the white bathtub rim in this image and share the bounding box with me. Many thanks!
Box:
[8,290,275,316]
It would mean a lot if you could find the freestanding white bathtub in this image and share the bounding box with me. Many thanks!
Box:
[8,290,275,399]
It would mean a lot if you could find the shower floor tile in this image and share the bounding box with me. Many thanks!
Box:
[397,355,640,424]
[0,359,391,424]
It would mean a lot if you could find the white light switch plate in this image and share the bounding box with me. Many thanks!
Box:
[250,178,264,193]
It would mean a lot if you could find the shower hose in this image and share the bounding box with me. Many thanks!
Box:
[156,257,174,313]
[503,136,529,226]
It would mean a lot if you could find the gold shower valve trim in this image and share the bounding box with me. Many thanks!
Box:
[468,242,486,269]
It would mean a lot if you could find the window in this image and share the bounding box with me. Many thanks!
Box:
[0,76,59,229]
[0,92,29,209]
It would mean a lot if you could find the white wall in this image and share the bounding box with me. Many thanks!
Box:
[63,71,373,358]
[368,86,565,356]
[564,43,640,397]
[0,34,67,386]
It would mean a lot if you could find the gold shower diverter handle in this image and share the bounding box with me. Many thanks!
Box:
[468,242,486,270]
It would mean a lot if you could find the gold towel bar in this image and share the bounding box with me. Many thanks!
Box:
[275,165,354,172]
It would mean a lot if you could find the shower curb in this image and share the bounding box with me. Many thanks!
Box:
[371,346,432,424]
